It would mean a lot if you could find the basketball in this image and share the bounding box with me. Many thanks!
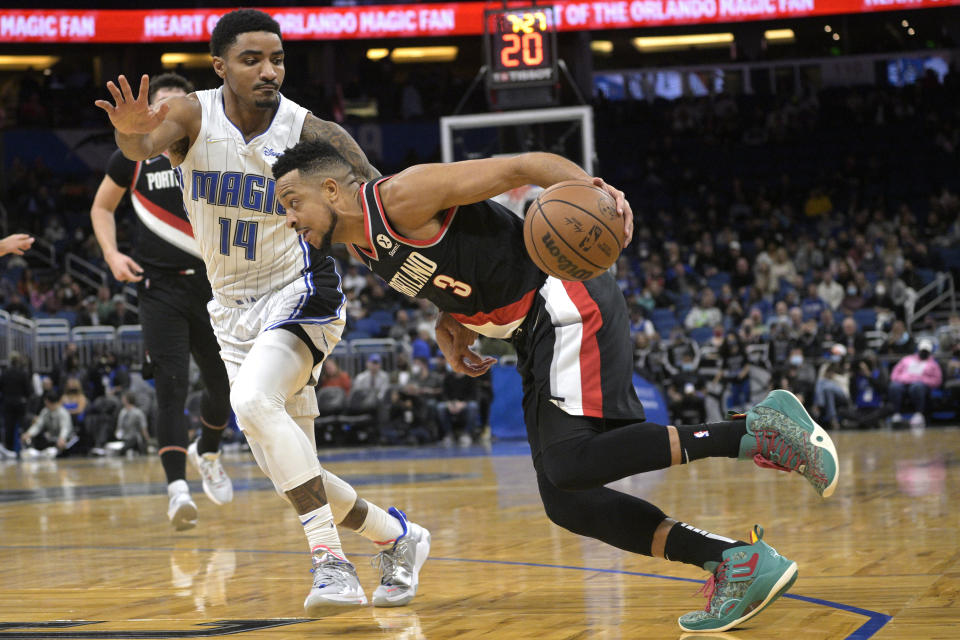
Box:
[523,180,624,281]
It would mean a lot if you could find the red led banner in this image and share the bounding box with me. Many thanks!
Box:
[0,1,956,42]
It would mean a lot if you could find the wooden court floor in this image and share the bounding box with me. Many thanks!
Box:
[1,428,958,639]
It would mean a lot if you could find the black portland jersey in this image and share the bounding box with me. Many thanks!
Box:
[351,176,547,338]
[106,149,205,272]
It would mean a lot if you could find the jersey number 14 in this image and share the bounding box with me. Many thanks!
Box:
[218,218,258,260]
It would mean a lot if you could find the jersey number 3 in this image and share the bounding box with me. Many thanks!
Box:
[218,218,258,261]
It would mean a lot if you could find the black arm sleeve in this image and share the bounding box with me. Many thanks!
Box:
[105,148,136,188]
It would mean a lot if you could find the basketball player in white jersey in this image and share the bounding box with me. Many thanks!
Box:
[94,9,429,614]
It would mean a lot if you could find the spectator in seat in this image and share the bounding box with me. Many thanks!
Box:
[668,382,706,426]
[838,316,867,357]
[114,391,149,455]
[21,389,74,458]
[817,271,844,311]
[775,347,817,404]
[352,354,391,403]
[876,265,908,311]
[437,366,480,447]
[888,339,943,427]
[816,307,841,347]
[801,282,827,322]
[684,288,722,330]
[880,319,916,357]
[730,256,754,293]
[844,351,890,430]
[388,309,414,344]
[814,344,851,430]
[319,359,351,394]
[105,294,137,327]
[715,331,750,409]
[60,376,88,435]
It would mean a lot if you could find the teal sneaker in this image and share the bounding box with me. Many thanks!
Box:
[678,525,798,633]
[739,389,839,498]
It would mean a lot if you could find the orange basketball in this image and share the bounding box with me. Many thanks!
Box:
[523,180,624,281]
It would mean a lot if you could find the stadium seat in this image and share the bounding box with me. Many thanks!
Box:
[853,308,877,331]
[689,326,715,344]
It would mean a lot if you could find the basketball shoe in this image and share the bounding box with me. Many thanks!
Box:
[678,525,798,632]
[372,508,431,607]
[188,441,233,505]
[304,550,367,615]
[738,389,839,498]
[167,479,198,531]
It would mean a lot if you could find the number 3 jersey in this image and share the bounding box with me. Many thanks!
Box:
[176,87,341,310]
[351,176,546,339]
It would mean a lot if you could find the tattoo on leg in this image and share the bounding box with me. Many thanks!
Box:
[339,498,369,531]
[285,475,328,515]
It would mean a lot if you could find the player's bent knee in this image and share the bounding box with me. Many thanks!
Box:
[230,385,284,437]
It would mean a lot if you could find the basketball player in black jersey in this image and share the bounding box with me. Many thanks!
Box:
[272,140,841,632]
[91,73,233,531]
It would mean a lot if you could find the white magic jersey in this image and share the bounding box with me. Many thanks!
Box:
[175,87,315,303]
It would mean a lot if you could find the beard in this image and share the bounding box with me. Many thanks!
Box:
[314,211,338,253]
[254,94,279,109]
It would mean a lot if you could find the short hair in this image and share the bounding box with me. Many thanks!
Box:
[43,389,61,404]
[123,391,138,405]
[272,140,351,182]
[148,72,193,103]
[210,9,282,57]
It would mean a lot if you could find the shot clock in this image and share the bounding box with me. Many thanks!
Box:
[484,6,558,91]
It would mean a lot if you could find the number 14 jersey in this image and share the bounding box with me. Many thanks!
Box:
[176,87,340,310]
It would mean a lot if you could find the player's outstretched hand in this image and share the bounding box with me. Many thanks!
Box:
[592,177,633,248]
[94,74,169,135]
[435,311,497,377]
[104,250,144,283]
[0,233,34,257]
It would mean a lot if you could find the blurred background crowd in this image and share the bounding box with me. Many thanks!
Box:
[0,9,958,459]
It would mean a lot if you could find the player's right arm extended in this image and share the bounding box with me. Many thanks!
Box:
[95,75,197,161]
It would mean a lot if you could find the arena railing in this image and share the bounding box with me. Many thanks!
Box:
[907,272,956,331]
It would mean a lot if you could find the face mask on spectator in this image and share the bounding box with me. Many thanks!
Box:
[875,284,886,296]
[681,363,695,372]
[897,332,910,345]
[847,285,857,295]
[789,354,803,366]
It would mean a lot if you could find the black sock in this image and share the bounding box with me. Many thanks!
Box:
[161,450,187,483]
[197,423,225,455]
[676,420,747,463]
[664,521,748,569]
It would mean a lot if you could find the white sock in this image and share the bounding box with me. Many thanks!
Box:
[357,503,404,548]
[301,504,346,560]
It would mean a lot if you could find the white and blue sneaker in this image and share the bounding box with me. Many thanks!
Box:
[304,550,367,616]
[372,508,431,607]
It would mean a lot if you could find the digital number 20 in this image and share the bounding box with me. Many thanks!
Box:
[500,32,544,68]
[219,217,258,260]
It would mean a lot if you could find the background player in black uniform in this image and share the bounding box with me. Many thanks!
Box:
[272,140,841,633]
[90,73,233,531]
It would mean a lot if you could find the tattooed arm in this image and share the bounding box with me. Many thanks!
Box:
[300,114,380,181]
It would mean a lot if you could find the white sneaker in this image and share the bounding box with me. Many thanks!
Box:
[188,441,233,505]
[42,446,59,459]
[167,479,198,531]
[22,447,41,460]
[0,444,16,460]
[457,433,473,447]
[304,551,367,616]
[909,413,926,430]
[372,508,431,607]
